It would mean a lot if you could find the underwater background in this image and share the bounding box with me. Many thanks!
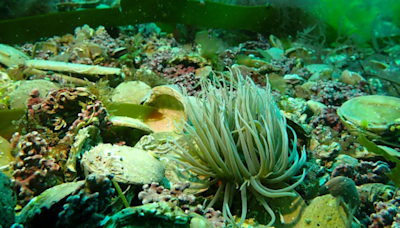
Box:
[1,0,400,227]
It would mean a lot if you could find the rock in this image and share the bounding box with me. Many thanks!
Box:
[332,154,359,169]
[313,142,341,160]
[306,64,333,81]
[357,183,398,209]
[320,176,360,215]
[299,194,352,228]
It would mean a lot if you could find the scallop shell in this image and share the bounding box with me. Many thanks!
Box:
[142,85,187,133]
[338,95,400,134]
[81,143,165,185]
[16,181,85,224]
[0,43,30,68]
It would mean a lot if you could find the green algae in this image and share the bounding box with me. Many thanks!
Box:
[357,133,400,188]
[101,201,207,228]
[0,109,24,139]
[107,102,159,119]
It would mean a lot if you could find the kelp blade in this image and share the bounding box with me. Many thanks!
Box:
[0,0,312,44]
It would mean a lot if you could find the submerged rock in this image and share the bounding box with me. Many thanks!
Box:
[299,194,353,228]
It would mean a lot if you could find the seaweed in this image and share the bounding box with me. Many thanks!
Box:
[357,132,400,188]
[0,109,25,139]
[0,0,313,44]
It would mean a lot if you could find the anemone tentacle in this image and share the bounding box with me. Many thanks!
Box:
[169,66,306,226]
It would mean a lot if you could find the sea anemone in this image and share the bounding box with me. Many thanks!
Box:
[169,67,306,226]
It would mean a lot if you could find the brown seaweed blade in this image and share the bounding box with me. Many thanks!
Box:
[0,0,314,44]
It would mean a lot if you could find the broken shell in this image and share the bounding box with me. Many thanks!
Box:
[25,60,122,76]
[294,85,311,99]
[170,52,209,68]
[0,71,10,80]
[101,116,154,146]
[142,85,187,133]
[301,81,317,91]
[57,0,100,11]
[284,47,311,61]
[23,67,93,86]
[70,42,106,60]
[134,131,180,155]
[306,64,333,81]
[313,142,341,160]
[369,60,389,70]
[111,47,128,58]
[333,45,356,55]
[134,131,211,195]
[32,41,58,58]
[233,64,266,86]
[81,143,165,185]
[0,43,30,67]
[264,47,284,61]
[195,65,212,79]
[283,74,304,84]
[237,55,271,69]
[110,116,153,134]
[341,70,366,86]
[307,100,327,115]
[269,34,283,49]
[61,34,74,44]
[64,125,101,181]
